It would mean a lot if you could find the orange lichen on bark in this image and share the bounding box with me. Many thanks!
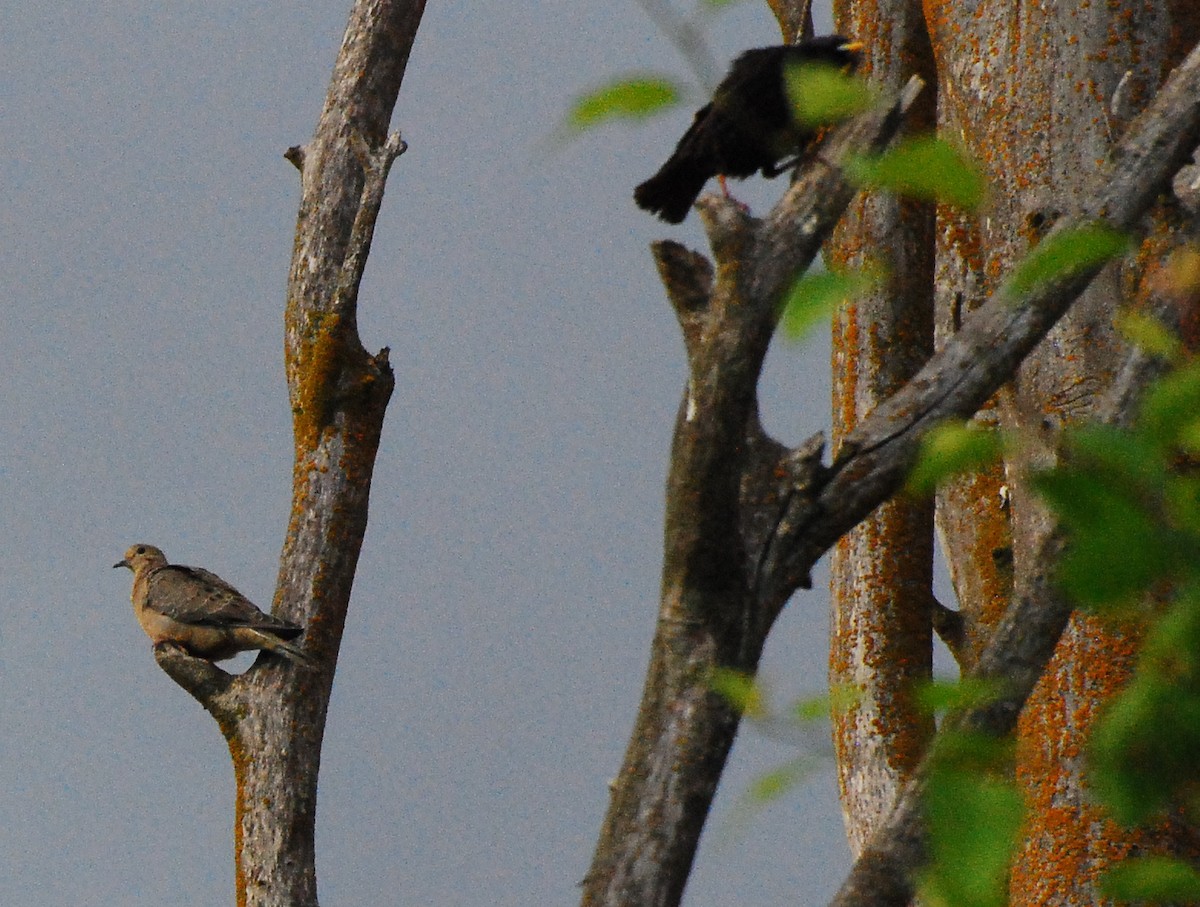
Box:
[227,733,251,907]
[831,301,862,451]
[293,312,344,453]
[1009,613,1141,902]
[831,494,934,850]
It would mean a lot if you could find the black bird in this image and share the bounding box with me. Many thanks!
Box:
[634,35,864,224]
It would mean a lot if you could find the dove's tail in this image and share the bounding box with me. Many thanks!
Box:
[249,630,317,666]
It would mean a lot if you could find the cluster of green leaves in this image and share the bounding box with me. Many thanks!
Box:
[580,6,1200,897]
[906,681,1023,907]
[917,682,1024,907]
[1043,351,1200,901]
[912,301,1200,903]
[919,732,1023,907]
[714,669,1025,907]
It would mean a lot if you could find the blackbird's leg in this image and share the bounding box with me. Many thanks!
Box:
[714,174,752,216]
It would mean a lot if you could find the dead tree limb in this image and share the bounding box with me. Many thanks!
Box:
[586,30,1200,907]
[153,3,427,905]
[581,76,924,907]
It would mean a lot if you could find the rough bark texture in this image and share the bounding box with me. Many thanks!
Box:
[765,0,813,42]
[925,30,1014,674]
[828,0,938,855]
[824,24,1200,907]
[152,2,426,905]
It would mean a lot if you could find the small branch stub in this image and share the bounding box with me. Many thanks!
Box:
[284,145,306,171]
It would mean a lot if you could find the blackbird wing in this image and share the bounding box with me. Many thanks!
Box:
[634,103,722,223]
[710,46,809,174]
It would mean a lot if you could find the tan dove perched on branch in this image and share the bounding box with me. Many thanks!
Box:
[114,544,315,665]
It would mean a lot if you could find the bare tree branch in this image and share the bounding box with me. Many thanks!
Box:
[765,0,814,42]
[633,0,722,89]
[156,3,427,904]
[582,77,924,907]
[587,27,1200,907]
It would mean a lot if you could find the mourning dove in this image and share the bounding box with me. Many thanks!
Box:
[114,544,314,665]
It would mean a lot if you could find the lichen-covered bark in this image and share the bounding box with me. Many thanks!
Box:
[828,0,938,854]
[930,152,1012,672]
[587,25,1200,899]
[152,3,426,905]
[925,3,1200,902]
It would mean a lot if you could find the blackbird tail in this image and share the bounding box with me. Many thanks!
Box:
[634,153,713,224]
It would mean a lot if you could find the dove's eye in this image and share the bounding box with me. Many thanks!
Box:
[136,546,147,555]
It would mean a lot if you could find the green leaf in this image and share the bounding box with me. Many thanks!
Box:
[1039,479,1172,607]
[567,77,681,130]
[1066,424,1168,483]
[1090,665,1200,824]
[781,268,877,339]
[1139,360,1200,451]
[1032,435,1180,609]
[932,730,1015,776]
[791,691,836,722]
[847,136,986,210]
[1089,678,1177,823]
[920,769,1023,907]
[710,667,765,718]
[824,682,862,719]
[1141,587,1200,682]
[1114,309,1184,363]
[917,677,1005,714]
[785,63,876,126]
[1103,856,1200,903]
[1165,474,1200,541]
[1063,425,1174,513]
[906,422,1003,495]
[746,762,808,803]
[1006,224,1131,298]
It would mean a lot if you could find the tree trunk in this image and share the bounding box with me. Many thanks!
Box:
[829,0,938,855]
[586,7,1200,903]
[581,81,926,907]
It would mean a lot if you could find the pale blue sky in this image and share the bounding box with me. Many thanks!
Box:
[1,2,858,904]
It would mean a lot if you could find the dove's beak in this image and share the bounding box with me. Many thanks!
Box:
[114,559,129,570]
